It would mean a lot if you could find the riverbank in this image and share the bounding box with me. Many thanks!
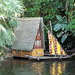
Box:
[0,53,13,67]
[0,57,13,67]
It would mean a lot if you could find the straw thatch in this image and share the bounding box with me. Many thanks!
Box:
[12,17,45,51]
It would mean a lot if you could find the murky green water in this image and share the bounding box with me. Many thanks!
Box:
[0,59,75,75]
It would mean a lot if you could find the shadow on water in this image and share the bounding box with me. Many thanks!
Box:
[0,58,75,75]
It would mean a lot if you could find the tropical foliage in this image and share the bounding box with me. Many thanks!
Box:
[53,0,75,49]
[54,15,68,43]
[23,0,65,20]
[0,0,23,48]
[66,10,75,35]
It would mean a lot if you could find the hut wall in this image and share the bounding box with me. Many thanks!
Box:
[21,50,31,56]
[31,48,44,57]
[12,50,31,57]
[12,50,21,56]
[12,48,44,57]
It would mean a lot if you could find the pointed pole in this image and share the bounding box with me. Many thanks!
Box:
[50,21,56,57]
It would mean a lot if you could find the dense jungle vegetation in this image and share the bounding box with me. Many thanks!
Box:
[0,0,75,57]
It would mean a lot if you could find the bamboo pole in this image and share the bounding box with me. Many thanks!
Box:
[65,0,68,10]
[50,21,56,57]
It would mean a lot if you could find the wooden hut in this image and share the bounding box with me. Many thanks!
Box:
[12,17,45,57]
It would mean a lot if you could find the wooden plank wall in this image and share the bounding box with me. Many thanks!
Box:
[12,50,31,57]
[12,48,44,57]
[31,48,44,57]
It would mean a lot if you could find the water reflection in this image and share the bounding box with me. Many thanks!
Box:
[0,59,75,75]
[32,62,44,75]
[13,60,38,75]
[50,62,66,75]
[13,60,66,75]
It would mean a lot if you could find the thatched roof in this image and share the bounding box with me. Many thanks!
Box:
[12,17,45,51]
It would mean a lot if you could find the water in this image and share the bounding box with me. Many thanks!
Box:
[0,59,75,75]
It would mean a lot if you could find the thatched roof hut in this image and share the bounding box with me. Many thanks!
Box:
[12,17,45,57]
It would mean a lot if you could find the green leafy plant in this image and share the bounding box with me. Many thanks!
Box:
[54,10,75,49]
[0,0,23,47]
[23,0,64,20]
[66,10,75,35]
[54,15,68,43]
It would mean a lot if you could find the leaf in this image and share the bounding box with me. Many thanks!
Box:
[57,32,63,38]
[62,16,67,24]
[0,38,3,46]
[61,34,68,43]
[61,24,67,30]
[9,19,17,27]
[56,15,63,22]
[54,23,61,31]
[70,0,74,4]
[0,25,7,33]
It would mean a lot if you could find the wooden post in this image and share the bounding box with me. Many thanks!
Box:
[50,21,56,57]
